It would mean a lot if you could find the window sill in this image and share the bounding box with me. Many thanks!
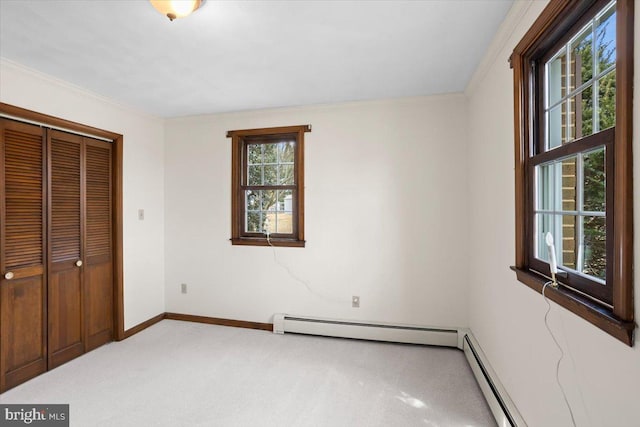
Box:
[230,237,305,248]
[511,267,635,346]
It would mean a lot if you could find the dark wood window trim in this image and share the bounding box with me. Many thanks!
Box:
[228,125,310,248]
[0,102,126,341]
[511,0,634,345]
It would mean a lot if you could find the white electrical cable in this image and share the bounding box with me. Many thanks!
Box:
[542,281,578,427]
[560,315,593,427]
[266,233,348,305]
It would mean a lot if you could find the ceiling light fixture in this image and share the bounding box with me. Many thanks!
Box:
[150,0,203,21]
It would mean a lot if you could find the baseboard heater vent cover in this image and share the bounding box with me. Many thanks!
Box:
[463,333,527,427]
[273,314,460,347]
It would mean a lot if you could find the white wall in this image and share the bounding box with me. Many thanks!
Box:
[0,59,166,330]
[7,3,639,423]
[466,2,640,426]
[164,95,469,327]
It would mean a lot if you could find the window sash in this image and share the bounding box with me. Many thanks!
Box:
[241,187,298,238]
[534,148,607,283]
[542,1,617,113]
[243,139,297,187]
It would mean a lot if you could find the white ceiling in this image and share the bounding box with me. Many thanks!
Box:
[0,0,513,118]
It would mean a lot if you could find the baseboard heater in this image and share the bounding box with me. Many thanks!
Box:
[273,314,460,347]
[462,332,527,427]
[273,314,526,427]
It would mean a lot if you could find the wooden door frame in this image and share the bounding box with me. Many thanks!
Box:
[0,102,125,341]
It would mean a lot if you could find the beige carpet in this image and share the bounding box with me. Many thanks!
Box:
[0,320,496,426]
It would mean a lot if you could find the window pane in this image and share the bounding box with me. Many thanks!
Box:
[279,141,295,163]
[548,51,566,107]
[570,27,593,89]
[248,165,262,185]
[596,5,616,74]
[537,163,554,211]
[535,213,578,270]
[277,190,293,212]
[279,164,294,185]
[246,211,262,233]
[264,143,277,163]
[568,85,593,141]
[583,147,606,212]
[535,213,558,261]
[598,69,616,131]
[248,144,262,165]
[263,165,278,185]
[246,189,261,211]
[537,156,577,211]
[275,212,293,234]
[560,214,578,270]
[583,215,606,280]
[261,190,277,211]
[548,103,565,149]
[561,157,578,211]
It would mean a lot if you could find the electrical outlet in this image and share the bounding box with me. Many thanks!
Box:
[181,283,187,294]
[352,296,360,308]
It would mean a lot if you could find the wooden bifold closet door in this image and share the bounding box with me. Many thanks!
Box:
[83,138,113,352]
[48,130,84,369]
[0,119,114,392]
[0,120,47,392]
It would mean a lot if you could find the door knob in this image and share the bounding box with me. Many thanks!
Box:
[4,272,14,280]
[75,260,83,267]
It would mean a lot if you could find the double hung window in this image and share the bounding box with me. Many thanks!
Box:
[511,0,634,344]
[228,125,310,247]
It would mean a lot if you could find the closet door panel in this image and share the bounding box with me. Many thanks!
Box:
[1,276,46,391]
[85,262,112,350]
[0,119,47,392]
[48,267,83,367]
[84,139,113,351]
[48,130,84,368]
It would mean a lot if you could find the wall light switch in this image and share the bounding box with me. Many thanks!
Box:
[352,296,360,308]
[138,209,144,220]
